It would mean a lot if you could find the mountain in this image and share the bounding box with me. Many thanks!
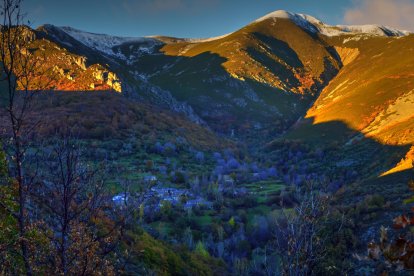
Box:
[3,9,414,274]
[24,10,414,175]
[254,10,410,37]
[283,20,414,175]
[36,11,346,135]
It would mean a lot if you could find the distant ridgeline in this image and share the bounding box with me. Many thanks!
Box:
[15,10,414,174]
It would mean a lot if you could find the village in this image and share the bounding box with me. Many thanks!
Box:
[111,173,254,212]
[112,174,213,211]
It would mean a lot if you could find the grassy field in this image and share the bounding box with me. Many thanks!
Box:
[242,181,285,204]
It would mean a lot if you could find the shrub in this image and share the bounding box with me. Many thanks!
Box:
[163,142,177,156]
[154,142,164,154]
[227,158,240,170]
[268,167,278,178]
[195,241,210,258]
[195,151,205,163]
[213,152,222,160]
[145,160,154,171]
[171,171,186,184]
[228,217,236,228]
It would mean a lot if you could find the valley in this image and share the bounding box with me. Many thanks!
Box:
[1,5,414,275]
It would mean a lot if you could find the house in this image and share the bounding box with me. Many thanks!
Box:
[144,175,158,183]
[150,187,190,204]
[223,175,235,185]
[112,185,211,213]
[112,193,128,205]
[184,197,213,210]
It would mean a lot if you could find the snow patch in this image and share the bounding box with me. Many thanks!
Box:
[253,10,411,37]
[58,26,159,57]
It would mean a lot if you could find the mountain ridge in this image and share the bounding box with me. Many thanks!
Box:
[10,9,414,275]
[254,10,411,37]
[41,9,411,52]
[30,10,414,177]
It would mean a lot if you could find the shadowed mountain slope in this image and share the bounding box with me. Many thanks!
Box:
[5,10,414,177]
[284,34,414,174]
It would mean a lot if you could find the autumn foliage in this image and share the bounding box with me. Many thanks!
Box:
[367,180,414,271]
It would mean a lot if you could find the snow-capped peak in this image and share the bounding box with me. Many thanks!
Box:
[255,10,322,26]
[254,10,411,37]
[57,26,159,57]
[334,24,410,37]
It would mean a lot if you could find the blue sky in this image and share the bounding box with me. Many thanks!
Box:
[25,0,414,38]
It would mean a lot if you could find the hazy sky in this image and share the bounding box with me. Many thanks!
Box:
[25,0,414,38]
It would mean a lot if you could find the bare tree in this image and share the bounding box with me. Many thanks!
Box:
[34,135,116,275]
[0,0,55,272]
[0,1,42,274]
[272,183,342,276]
[34,133,159,275]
